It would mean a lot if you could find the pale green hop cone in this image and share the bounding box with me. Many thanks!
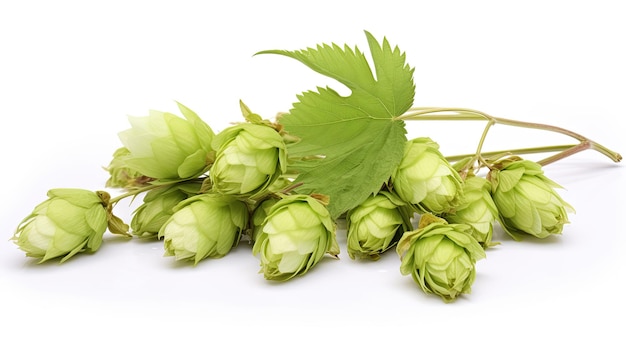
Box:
[397,213,486,303]
[392,137,463,214]
[131,182,201,239]
[158,193,248,265]
[210,123,287,197]
[444,175,499,248]
[346,191,413,260]
[118,102,215,180]
[252,194,339,281]
[104,147,153,189]
[488,157,574,239]
[12,189,109,263]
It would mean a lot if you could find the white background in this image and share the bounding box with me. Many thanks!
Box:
[1,1,624,350]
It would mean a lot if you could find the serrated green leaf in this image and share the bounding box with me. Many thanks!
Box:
[257,31,415,218]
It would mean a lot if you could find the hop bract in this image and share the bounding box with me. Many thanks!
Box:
[250,196,280,243]
[392,137,463,214]
[131,183,201,239]
[252,194,339,281]
[444,175,499,248]
[118,102,215,180]
[346,191,413,260]
[210,123,287,197]
[397,213,486,303]
[488,157,574,239]
[158,193,248,265]
[12,189,109,263]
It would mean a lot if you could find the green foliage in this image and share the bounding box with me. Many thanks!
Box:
[257,31,415,218]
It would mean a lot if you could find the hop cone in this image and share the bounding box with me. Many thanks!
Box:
[444,175,499,248]
[252,194,339,281]
[397,213,486,302]
[210,123,287,197]
[489,157,574,239]
[104,147,153,189]
[131,182,201,238]
[12,189,109,263]
[118,103,215,180]
[346,191,413,260]
[158,193,248,265]
[392,137,463,214]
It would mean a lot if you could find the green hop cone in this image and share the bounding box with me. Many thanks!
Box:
[131,182,201,239]
[118,102,215,180]
[104,147,153,189]
[252,194,339,281]
[158,193,248,265]
[210,123,287,197]
[488,157,574,239]
[392,137,463,214]
[397,213,486,303]
[12,189,109,263]
[444,175,499,248]
[346,191,413,260]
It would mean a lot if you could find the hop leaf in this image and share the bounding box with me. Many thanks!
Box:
[257,31,415,218]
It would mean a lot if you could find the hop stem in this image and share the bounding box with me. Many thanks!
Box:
[107,178,201,205]
[397,107,622,166]
[446,145,577,163]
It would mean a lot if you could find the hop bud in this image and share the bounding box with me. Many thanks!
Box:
[444,175,499,248]
[397,213,486,303]
[392,137,463,214]
[252,194,339,281]
[210,123,287,197]
[131,182,201,239]
[158,193,248,265]
[488,157,574,239]
[346,191,413,260]
[12,189,109,263]
[118,102,215,180]
[104,147,153,189]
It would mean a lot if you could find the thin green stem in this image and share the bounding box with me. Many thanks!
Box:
[108,178,195,205]
[397,107,622,164]
[446,144,578,163]
[473,119,495,168]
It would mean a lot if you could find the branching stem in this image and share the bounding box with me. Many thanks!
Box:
[396,107,622,167]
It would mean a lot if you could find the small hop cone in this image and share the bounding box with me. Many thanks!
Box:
[158,193,248,265]
[252,194,339,281]
[444,175,499,248]
[392,137,463,214]
[397,213,486,303]
[488,157,574,239]
[131,182,201,239]
[210,123,287,197]
[12,189,109,263]
[346,191,413,260]
[104,147,153,189]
